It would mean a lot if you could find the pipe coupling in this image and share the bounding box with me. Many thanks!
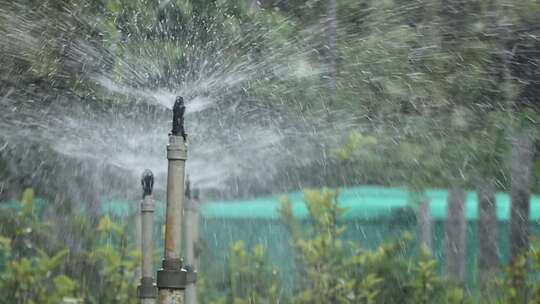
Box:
[141,200,155,212]
[156,258,197,290]
[167,145,187,160]
[137,277,157,299]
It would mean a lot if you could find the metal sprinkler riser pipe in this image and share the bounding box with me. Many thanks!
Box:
[157,96,196,304]
[184,181,200,304]
[163,135,186,261]
[138,170,158,301]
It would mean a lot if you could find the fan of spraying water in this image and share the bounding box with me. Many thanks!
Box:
[0,0,362,202]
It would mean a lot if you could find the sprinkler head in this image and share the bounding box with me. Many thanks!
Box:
[171,96,187,140]
[141,169,154,198]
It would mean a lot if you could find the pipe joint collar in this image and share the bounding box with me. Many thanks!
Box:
[137,277,157,299]
[167,146,187,160]
[141,200,155,212]
[156,259,197,290]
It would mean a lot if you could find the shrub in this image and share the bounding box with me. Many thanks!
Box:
[0,190,139,303]
[279,189,473,304]
[201,240,284,304]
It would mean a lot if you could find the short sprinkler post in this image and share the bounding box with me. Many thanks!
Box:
[138,170,158,303]
[157,96,195,304]
[184,178,200,304]
[135,193,142,280]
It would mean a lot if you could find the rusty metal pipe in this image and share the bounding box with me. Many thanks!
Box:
[138,170,157,303]
[157,97,190,304]
[184,181,200,304]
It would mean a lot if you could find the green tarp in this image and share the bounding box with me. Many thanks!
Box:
[201,186,540,221]
[33,185,535,222]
